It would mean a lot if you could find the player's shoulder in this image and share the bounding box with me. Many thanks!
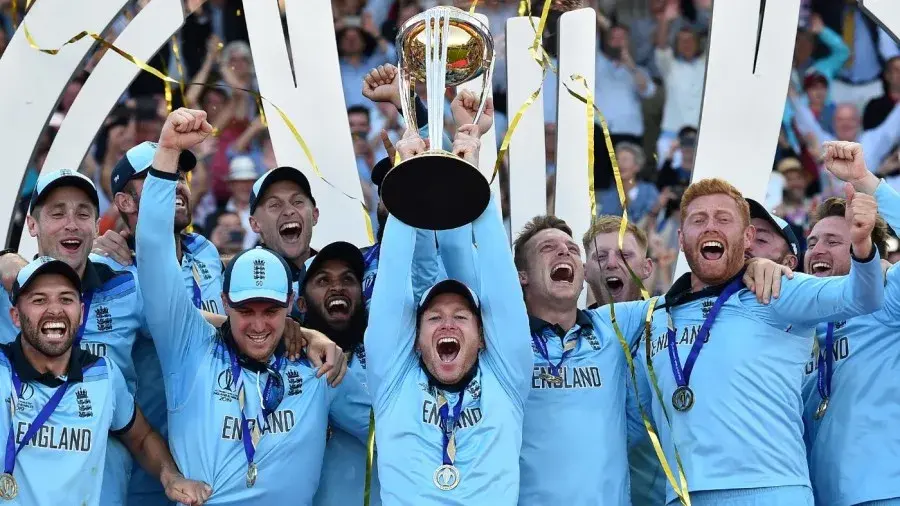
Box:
[183,232,220,259]
[78,349,113,382]
[89,259,137,292]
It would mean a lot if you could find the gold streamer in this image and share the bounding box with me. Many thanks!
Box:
[565,77,692,505]
[490,0,554,184]
[469,0,480,15]
[363,408,375,506]
[170,34,188,106]
[21,24,376,245]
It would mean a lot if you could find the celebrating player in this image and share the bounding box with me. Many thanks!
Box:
[4,257,209,505]
[803,141,900,506]
[135,108,353,503]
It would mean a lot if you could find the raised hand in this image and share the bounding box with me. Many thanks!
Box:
[450,90,494,137]
[452,124,482,167]
[824,141,880,194]
[845,183,877,259]
[158,108,213,153]
[362,64,402,109]
[92,229,134,266]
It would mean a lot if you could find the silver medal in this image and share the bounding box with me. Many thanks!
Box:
[433,464,460,491]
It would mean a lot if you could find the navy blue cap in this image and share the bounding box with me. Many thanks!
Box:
[417,279,480,315]
[249,167,315,215]
[11,257,82,304]
[746,198,801,256]
[222,247,294,307]
[111,141,197,195]
[30,169,99,214]
[300,241,365,292]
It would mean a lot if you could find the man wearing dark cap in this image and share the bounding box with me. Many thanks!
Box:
[746,198,803,271]
[89,140,226,506]
[306,241,382,506]
[3,256,210,505]
[0,169,169,506]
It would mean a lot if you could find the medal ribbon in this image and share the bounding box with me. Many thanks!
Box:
[816,323,836,402]
[4,370,69,474]
[73,290,94,346]
[229,348,284,467]
[190,263,203,309]
[436,390,465,466]
[666,277,743,390]
[531,329,578,378]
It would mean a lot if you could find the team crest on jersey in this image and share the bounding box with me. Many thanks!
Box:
[835,320,847,330]
[465,380,481,401]
[76,388,93,418]
[286,369,303,396]
[194,260,212,281]
[253,259,266,286]
[701,299,714,318]
[419,382,432,395]
[94,305,113,332]
[581,327,601,350]
[215,369,239,402]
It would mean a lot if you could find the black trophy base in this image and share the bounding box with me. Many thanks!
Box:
[380,151,490,230]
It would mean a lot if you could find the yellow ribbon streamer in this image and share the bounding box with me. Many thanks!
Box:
[364,408,376,506]
[170,34,188,107]
[21,23,375,245]
[564,73,692,504]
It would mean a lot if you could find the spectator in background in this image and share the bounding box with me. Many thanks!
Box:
[629,0,710,80]
[863,56,900,130]
[801,72,836,134]
[774,156,818,236]
[224,156,259,249]
[654,0,707,167]
[349,105,376,184]
[594,23,656,188]
[337,14,396,109]
[90,108,137,216]
[207,210,245,263]
[598,142,659,222]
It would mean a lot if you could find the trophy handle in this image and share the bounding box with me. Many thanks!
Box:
[399,70,417,138]
[471,56,495,129]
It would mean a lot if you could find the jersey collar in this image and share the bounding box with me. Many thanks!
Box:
[528,309,593,338]
[219,321,288,372]
[81,260,103,293]
[659,270,744,310]
[5,335,92,387]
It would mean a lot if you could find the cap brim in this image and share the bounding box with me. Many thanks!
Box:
[250,166,315,215]
[302,242,365,291]
[31,175,99,214]
[418,279,480,314]
[227,289,290,308]
[746,198,799,255]
[13,260,82,304]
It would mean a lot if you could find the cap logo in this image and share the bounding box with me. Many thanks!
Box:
[253,259,266,286]
[58,169,73,177]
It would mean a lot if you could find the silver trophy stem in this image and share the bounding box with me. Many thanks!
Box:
[424,10,450,151]
[471,57,495,129]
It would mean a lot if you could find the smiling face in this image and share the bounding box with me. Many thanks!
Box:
[12,274,82,358]
[585,231,652,304]
[300,259,362,331]
[679,193,753,286]
[746,217,796,269]
[123,171,193,232]
[225,299,291,362]
[805,216,851,277]
[250,180,319,266]
[417,292,482,385]
[27,186,98,277]
[519,228,585,306]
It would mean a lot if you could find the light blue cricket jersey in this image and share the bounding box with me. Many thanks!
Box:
[0,338,135,506]
[137,170,358,504]
[803,181,900,506]
[314,346,381,506]
[630,251,883,505]
[365,194,533,506]
[1,260,145,506]
[432,220,655,505]
[0,286,16,342]
[92,232,225,506]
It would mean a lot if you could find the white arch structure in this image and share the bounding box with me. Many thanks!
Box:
[0,0,898,281]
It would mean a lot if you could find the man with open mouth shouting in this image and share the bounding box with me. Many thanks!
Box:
[135,108,353,505]
[627,176,884,505]
[800,141,900,506]
[366,125,532,505]
[3,256,210,505]
[0,169,153,506]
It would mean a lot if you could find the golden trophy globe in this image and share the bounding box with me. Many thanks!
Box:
[380,6,495,230]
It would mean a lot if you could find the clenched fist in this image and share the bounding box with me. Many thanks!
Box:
[844,183,877,259]
[395,128,427,162]
[823,141,880,194]
[450,90,493,137]
[451,124,481,167]
[159,108,213,152]
[362,64,402,109]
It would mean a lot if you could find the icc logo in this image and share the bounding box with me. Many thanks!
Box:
[19,384,33,401]
[433,464,460,491]
[217,369,235,391]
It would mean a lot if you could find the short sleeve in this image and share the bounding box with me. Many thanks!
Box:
[107,359,136,434]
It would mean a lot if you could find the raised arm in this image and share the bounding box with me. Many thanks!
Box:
[364,130,425,405]
[136,109,216,377]
[436,225,479,291]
